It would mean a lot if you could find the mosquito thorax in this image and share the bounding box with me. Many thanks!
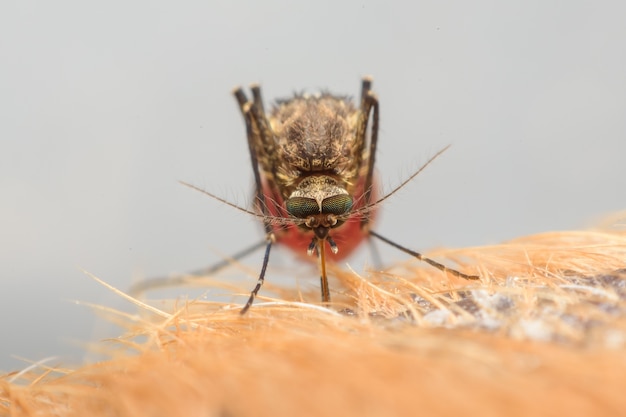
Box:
[285,174,353,238]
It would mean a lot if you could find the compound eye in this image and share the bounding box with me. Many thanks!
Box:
[286,197,319,218]
[321,194,353,215]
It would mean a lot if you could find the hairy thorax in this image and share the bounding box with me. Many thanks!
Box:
[268,94,363,199]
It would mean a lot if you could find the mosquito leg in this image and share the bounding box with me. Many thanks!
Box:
[233,88,266,213]
[240,235,274,314]
[233,86,278,313]
[367,238,383,270]
[128,239,267,298]
[188,240,267,277]
[369,231,480,281]
[363,93,379,205]
[233,86,248,109]
[250,84,266,118]
[357,77,380,229]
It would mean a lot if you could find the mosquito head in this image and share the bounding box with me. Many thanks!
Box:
[285,175,353,241]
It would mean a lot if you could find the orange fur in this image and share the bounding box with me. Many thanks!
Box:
[2,219,626,417]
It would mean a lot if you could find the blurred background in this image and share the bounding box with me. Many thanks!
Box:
[1,1,625,371]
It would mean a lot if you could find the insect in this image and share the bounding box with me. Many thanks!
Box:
[131,77,479,312]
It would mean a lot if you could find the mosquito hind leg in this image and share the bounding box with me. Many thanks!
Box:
[128,239,268,298]
[369,231,480,281]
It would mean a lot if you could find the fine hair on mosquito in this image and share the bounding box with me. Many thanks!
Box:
[131,77,479,313]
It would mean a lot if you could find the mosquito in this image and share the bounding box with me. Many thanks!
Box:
[131,77,479,313]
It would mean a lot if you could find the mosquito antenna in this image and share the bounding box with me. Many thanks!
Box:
[347,145,451,219]
[179,181,304,227]
[255,193,291,221]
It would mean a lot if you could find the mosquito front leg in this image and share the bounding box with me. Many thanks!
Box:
[240,233,276,315]
[233,86,277,313]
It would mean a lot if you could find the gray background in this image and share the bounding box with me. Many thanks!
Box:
[2,1,625,371]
